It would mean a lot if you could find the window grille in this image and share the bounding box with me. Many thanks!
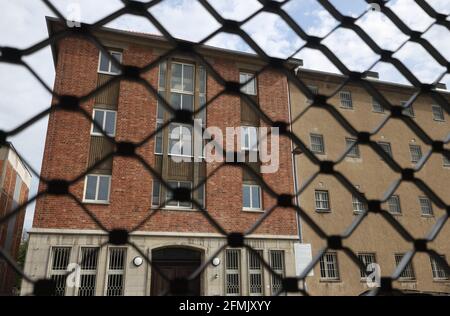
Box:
[432,105,445,121]
[270,250,285,295]
[372,97,384,113]
[310,133,325,154]
[339,91,353,109]
[409,144,422,163]
[78,247,99,296]
[419,197,433,216]
[401,101,415,117]
[319,252,340,281]
[357,253,376,278]
[430,256,448,280]
[49,247,71,296]
[395,254,415,280]
[387,195,401,214]
[352,195,366,213]
[345,138,360,158]
[106,248,126,296]
[225,249,241,296]
[378,142,393,158]
[248,250,264,296]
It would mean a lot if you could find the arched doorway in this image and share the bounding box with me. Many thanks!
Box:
[150,247,202,296]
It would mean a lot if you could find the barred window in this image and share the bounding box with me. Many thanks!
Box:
[78,247,99,296]
[387,195,401,214]
[357,253,376,278]
[98,50,122,75]
[352,195,366,213]
[166,181,192,208]
[310,133,325,154]
[225,249,241,296]
[106,248,126,296]
[315,190,330,212]
[409,144,422,163]
[430,255,448,280]
[444,154,450,167]
[378,142,393,158]
[83,174,111,203]
[395,254,415,280]
[305,85,319,105]
[372,97,384,113]
[49,247,71,296]
[419,196,433,216]
[270,250,285,295]
[431,104,445,121]
[239,72,257,96]
[319,252,340,280]
[248,250,263,296]
[243,184,261,210]
[91,109,117,137]
[401,101,415,117]
[345,138,360,158]
[339,91,353,109]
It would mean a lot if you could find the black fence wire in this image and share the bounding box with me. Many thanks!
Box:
[0,0,449,296]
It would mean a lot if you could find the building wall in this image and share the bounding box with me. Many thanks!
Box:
[289,73,450,295]
[21,230,297,296]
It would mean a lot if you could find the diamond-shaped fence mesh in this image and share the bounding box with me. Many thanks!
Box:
[0,0,449,296]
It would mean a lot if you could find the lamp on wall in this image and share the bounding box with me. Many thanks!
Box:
[133,256,143,267]
[212,257,220,267]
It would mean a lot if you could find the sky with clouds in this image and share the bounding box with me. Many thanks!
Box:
[0,0,448,232]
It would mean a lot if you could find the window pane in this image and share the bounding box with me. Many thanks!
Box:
[105,112,116,136]
[158,62,166,90]
[155,123,163,154]
[110,52,121,74]
[199,66,206,94]
[93,110,104,134]
[152,180,160,206]
[243,186,251,208]
[85,176,97,200]
[156,100,164,120]
[166,181,177,206]
[97,176,110,201]
[249,127,257,151]
[182,94,194,112]
[169,124,181,155]
[183,64,194,92]
[179,182,192,207]
[251,186,261,209]
[99,51,110,72]
[171,63,182,90]
[170,93,182,110]
[180,126,192,156]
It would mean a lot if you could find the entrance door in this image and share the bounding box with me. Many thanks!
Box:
[150,247,202,296]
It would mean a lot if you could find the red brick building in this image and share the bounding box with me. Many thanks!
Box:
[21,18,300,296]
[0,143,31,295]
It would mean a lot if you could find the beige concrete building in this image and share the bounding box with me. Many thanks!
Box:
[289,69,450,295]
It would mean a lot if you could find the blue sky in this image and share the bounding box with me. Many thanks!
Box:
[0,0,448,231]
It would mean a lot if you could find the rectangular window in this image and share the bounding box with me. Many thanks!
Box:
[241,126,258,151]
[270,250,285,295]
[306,85,319,105]
[239,72,257,95]
[419,196,433,216]
[49,247,71,296]
[106,248,126,296]
[319,252,340,280]
[372,97,384,113]
[198,65,207,124]
[168,123,192,157]
[155,122,164,154]
[98,50,122,75]
[401,101,415,117]
[315,190,330,212]
[432,104,445,121]
[225,249,241,296]
[409,144,422,163]
[378,141,393,158]
[310,133,325,154]
[395,254,415,280]
[387,195,401,214]
[248,250,263,296]
[430,255,448,280]
[358,253,376,278]
[352,195,366,213]
[170,62,194,112]
[155,62,166,154]
[345,138,360,158]
[166,181,192,208]
[242,184,262,210]
[78,247,99,296]
[91,109,117,137]
[83,174,111,203]
[444,154,450,167]
[339,91,353,109]
[151,180,161,208]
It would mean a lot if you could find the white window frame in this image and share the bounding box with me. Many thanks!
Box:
[48,246,72,296]
[339,90,353,109]
[431,104,445,121]
[310,133,325,154]
[430,255,448,280]
[225,249,241,296]
[248,250,264,296]
[242,184,262,211]
[395,253,416,281]
[319,252,340,281]
[155,62,166,155]
[372,97,384,113]
[315,190,330,212]
[91,109,117,137]
[168,123,193,158]
[77,247,100,296]
[409,144,422,163]
[418,196,433,216]
[357,252,376,279]
[401,101,415,118]
[165,180,193,209]
[239,72,257,96]
[97,50,122,75]
[241,126,258,152]
[352,195,366,214]
[170,62,195,114]
[387,195,401,214]
[83,174,111,204]
[345,138,360,158]
[105,247,126,296]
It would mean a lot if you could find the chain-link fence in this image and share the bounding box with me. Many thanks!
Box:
[0,0,449,296]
